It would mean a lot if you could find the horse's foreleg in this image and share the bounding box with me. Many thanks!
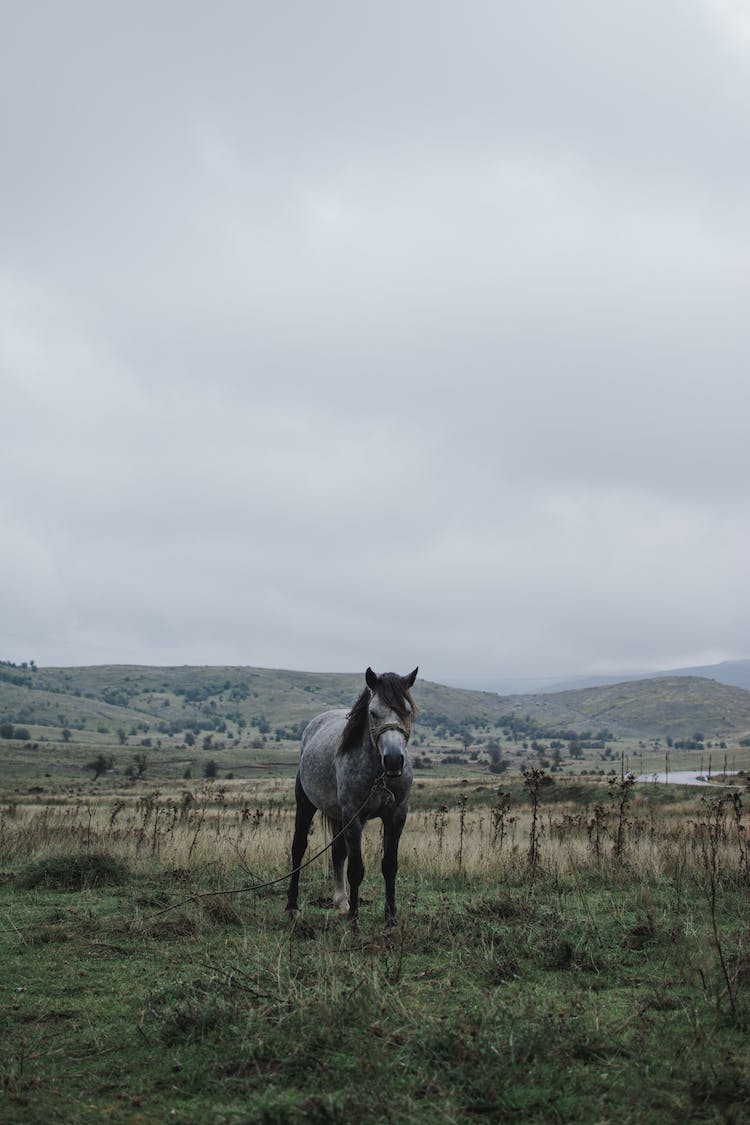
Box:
[382,806,407,927]
[330,825,349,913]
[286,776,316,915]
[343,815,364,928]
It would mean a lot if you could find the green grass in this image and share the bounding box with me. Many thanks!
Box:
[2,819,750,1123]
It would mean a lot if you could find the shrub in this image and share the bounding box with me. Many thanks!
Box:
[16,852,128,891]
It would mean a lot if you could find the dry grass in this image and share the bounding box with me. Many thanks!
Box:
[3,775,749,892]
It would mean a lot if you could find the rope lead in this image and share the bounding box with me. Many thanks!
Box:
[144,774,388,921]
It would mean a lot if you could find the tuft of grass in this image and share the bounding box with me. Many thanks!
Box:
[15,851,128,890]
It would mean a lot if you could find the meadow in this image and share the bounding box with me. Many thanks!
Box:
[2,767,750,1123]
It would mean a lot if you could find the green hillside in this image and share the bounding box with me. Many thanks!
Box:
[1,662,750,743]
[501,676,750,739]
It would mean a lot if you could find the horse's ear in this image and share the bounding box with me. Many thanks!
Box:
[365,667,380,692]
[404,667,418,688]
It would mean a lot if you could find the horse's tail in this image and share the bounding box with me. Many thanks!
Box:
[322,813,342,843]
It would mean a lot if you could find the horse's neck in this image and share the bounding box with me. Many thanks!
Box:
[340,736,379,783]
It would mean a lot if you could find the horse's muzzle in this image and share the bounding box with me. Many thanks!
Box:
[383,750,404,778]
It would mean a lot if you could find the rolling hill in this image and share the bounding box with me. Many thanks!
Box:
[1,662,750,742]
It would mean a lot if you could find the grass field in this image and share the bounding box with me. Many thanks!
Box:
[2,771,750,1123]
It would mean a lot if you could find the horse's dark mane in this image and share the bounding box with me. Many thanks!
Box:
[339,688,371,754]
[339,673,417,755]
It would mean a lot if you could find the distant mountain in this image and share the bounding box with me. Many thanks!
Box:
[1,663,750,741]
[663,659,750,691]
[443,659,750,696]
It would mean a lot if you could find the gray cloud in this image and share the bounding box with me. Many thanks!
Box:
[1,1,748,682]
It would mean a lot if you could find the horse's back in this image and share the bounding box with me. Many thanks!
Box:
[301,709,346,751]
[298,709,347,818]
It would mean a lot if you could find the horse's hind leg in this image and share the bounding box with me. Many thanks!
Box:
[286,775,316,915]
[330,824,349,914]
[343,815,365,929]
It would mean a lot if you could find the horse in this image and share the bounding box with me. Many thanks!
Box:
[286,666,418,928]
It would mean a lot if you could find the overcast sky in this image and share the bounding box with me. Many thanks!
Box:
[1,1,749,686]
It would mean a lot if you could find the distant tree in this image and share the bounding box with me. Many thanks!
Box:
[86,753,114,780]
[61,728,72,743]
[131,753,148,779]
[203,759,218,779]
[184,731,196,747]
[117,729,127,746]
[0,722,15,739]
[487,742,508,774]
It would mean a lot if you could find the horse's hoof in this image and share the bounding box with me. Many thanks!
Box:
[333,891,350,914]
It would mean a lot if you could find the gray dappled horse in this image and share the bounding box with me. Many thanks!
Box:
[286,666,418,928]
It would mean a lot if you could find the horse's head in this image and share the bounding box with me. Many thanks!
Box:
[364,666,418,778]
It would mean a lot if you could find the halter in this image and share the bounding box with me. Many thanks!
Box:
[368,718,411,755]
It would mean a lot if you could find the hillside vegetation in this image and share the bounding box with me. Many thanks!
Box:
[500,676,750,739]
[1,662,750,744]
